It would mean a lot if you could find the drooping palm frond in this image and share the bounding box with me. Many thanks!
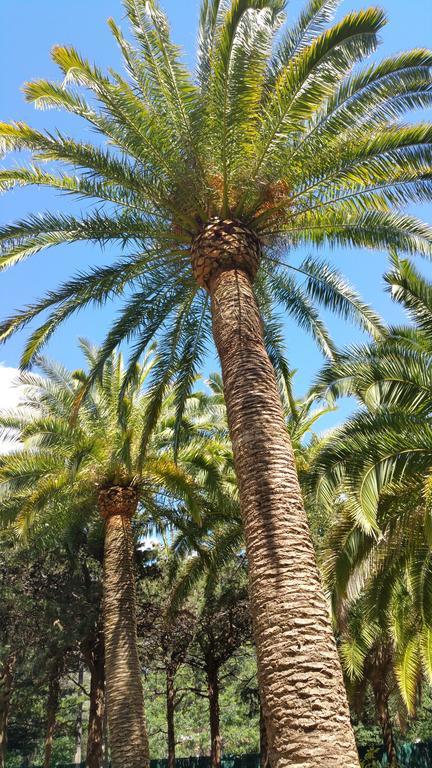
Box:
[385,252,432,338]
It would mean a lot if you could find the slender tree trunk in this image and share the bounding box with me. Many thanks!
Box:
[44,661,61,768]
[207,663,222,768]
[99,486,150,768]
[260,702,270,768]
[102,703,110,768]
[86,638,105,768]
[0,653,16,768]
[193,221,360,768]
[373,681,398,767]
[166,668,176,768]
[74,664,84,766]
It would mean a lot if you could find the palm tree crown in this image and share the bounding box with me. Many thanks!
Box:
[0,341,211,536]
[4,0,431,418]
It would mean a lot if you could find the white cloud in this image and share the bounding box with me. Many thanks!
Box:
[0,365,22,454]
[0,365,21,410]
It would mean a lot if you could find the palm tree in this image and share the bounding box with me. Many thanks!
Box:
[309,254,432,755]
[338,598,402,768]
[0,343,207,768]
[2,0,432,761]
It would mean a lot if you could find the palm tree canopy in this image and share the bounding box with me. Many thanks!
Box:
[311,253,432,533]
[309,255,432,712]
[0,340,228,537]
[3,0,430,426]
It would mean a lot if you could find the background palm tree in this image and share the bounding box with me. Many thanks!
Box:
[0,343,208,768]
[338,597,402,768]
[309,254,432,760]
[2,0,432,762]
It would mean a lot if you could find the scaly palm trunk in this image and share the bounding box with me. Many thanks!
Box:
[373,681,398,767]
[0,653,16,768]
[192,219,360,768]
[86,636,105,768]
[102,704,110,768]
[99,486,150,768]
[207,662,222,768]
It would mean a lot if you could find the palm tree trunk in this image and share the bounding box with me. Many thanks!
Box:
[99,486,150,768]
[166,668,176,768]
[44,660,61,768]
[0,653,16,768]
[373,681,398,767]
[86,638,105,768]
[207,662,222,768]
[205,251,359,767]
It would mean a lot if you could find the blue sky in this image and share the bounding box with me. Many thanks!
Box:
[1,0,432,428]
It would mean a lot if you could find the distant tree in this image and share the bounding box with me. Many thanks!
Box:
[191,579,252,768]
[159,610,196,768]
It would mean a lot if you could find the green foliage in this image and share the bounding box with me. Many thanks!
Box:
[2,0,427,430]
[143,653,260,758]
[309,256,432,719]
[0,342,233,541]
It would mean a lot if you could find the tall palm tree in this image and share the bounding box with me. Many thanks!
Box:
[0,343,207,768]
[309,254,432,749]
[2,0,432,762]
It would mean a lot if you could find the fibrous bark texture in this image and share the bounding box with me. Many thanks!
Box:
[191,218,261,291]
[102,705,110,768]
[260,702,270,768]
[205,246,359,768]
[100,487,150,768]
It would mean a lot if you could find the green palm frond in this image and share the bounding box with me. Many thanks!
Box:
[267,268,336,358]
[314,257,432,716]
[395,636,421,714]
[0,346,234,546]
[290,256,387,340]
[272,0,340,67]
[385,252,432,337]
